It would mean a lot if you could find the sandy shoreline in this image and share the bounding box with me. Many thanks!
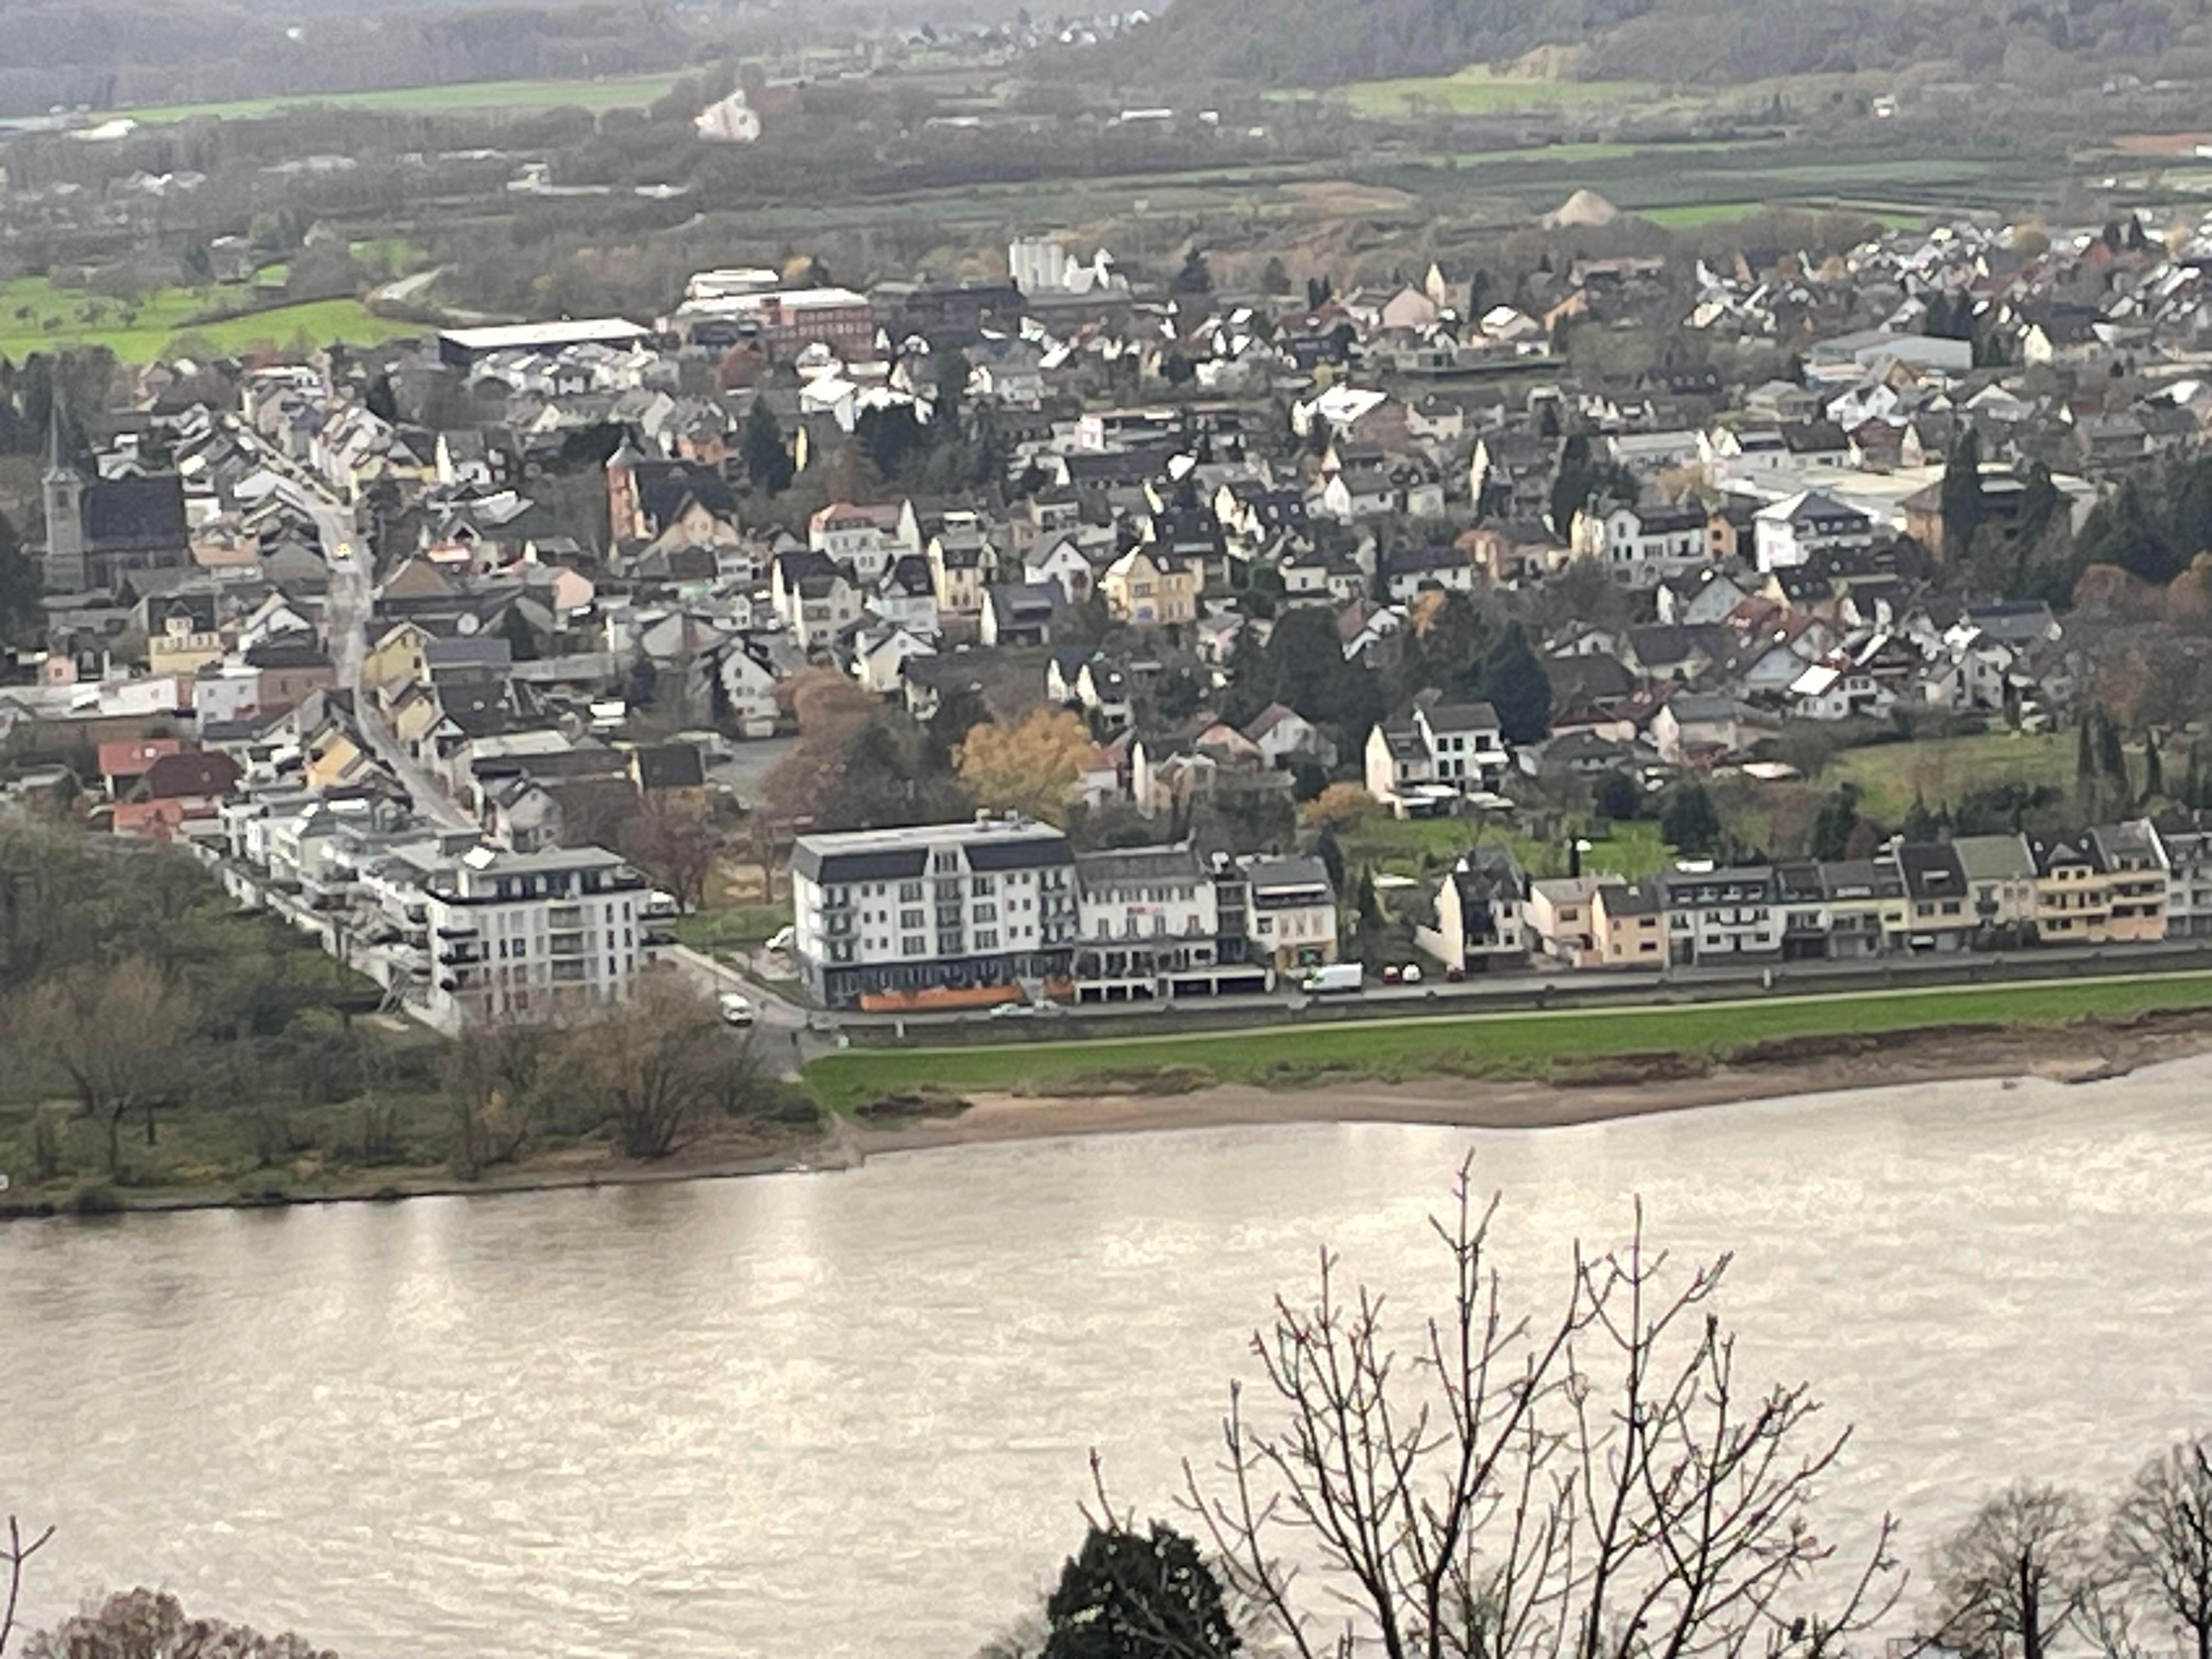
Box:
[13,1013,2212,1219]
[847,1011,2212,1157]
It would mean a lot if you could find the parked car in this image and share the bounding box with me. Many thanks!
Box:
[1381,964,1403,984]
[1400,964,1424,985]
[716,990,755,1028]
[1444,966,1466,983]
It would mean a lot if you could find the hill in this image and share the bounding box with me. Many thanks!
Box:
[1073,0,2212,92]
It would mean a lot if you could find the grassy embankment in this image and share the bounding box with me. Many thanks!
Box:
[0,276,424,363]
[803,970,2212,1113]
[103,71,689,126]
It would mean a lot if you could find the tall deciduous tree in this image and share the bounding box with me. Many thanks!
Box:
[1177,1160,1900,1659]
[2108,1438,2212,1659]
[958,708,1092,826]
[14,958,196,1176]
[563,975,764,1160]
[1932,1483,2098,1659]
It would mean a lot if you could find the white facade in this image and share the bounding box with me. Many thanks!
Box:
[392,843,650,1028]
[791,817,1079,1008]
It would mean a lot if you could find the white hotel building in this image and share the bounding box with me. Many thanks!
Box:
[791,816,1079,1009]
[378,842,652,1029]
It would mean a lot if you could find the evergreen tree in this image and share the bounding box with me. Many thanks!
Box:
[2100,713,2130,798]
[1480,621,1553,745]
[1810,783,1861,860]
[1660,782,1722,856]
[1901,791,1940,844]
[1042,1522,1240,1659]
[496,603,540,663]
[1314,825,1345,893]
[0,507,38,652]
[742,398,794,494]
[1352,865,1384,941]
[1940,430,1984,561]
[2145,730,2165,803]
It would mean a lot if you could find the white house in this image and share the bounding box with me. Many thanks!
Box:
[1572,501,1711,589]
[1752,491,1876,572]
[1364,699,1509,816]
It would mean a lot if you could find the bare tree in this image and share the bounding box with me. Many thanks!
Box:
[438,1023,548,1181]
[1177,1158,1901,1659]
[1,1516,54,1658]
[13,958,195,1178]
[564,973,763,1159]
[621,793,719,915]
[20,1589,336,1659]
[2107,1438,2212,1659]
[1932,1483,2099,1659]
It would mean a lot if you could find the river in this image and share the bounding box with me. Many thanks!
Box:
[5,1060,2212,1656]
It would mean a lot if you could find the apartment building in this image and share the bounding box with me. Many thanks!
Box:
[1659,865,1782,967]
[1070,845,1269,1001]
[791,816,1079,1011]
[385,842,651,1029]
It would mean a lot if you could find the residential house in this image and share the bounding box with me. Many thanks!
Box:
[1417,847,1528,974]
[1099,545,1198,628]
[1363,699,1509,816]
[1572,501,1711,589]
[1590,879,1667,967]
[1244,854,1338,973]
[1527,874,1603,965]
[1658,865,1782,967]
[980,582,1060,648]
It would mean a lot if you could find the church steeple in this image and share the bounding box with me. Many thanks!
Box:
[41,392,87,591]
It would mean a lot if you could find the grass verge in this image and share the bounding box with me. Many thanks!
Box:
[106,71,687,125]
[803,970,2212,1113]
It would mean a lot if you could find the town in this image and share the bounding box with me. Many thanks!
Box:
[7,207,2212,1042]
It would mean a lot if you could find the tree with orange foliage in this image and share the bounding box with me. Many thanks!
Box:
[957,708,1093,826]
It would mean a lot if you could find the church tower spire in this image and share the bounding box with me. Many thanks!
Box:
[41,392,87,591]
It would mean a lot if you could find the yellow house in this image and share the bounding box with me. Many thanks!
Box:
[146,616,227,678]
[359,621,436,704]
[1101,545,1198,628]
[2093,820,2169,943]
[1590,879,1666,966]
[2028,828,2169,944]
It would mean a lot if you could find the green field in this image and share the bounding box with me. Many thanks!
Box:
[1340,814,1675,882]
[106,71,687,125]
[1830,731,2076,821]
[1339,69,1656,117]
[1639,201,1764,227]
[0,277,422,363]
[804,970,2212,1112]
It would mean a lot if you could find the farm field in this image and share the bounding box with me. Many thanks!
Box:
[0,277,423,362]
[1829,731,2076,821]
[1338,69,1658,117]
[104,71,687,125]
[802,970,2212,1111]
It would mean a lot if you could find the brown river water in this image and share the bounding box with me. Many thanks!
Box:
[4,1059,2211,1656]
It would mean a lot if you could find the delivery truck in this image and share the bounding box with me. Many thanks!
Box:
[1301,963,1364,995]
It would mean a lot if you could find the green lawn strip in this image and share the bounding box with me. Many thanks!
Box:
[804,970,2212,1113]
[669,905,787,952]
[107,71,686,125]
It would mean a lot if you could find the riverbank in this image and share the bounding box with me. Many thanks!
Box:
[0,1119,843,1222]
[806,968,2212,1114]
[844,1005,2212,1155]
